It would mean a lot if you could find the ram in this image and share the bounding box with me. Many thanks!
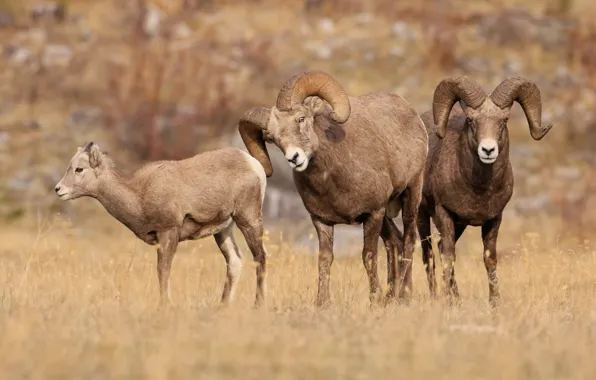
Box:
[417,76,553,307]
[239,71,428,306]
[54,143,269,307]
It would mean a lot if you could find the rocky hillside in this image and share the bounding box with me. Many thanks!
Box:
[0,0,595,230]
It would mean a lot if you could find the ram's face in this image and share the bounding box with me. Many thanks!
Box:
[463,101,510,165]
[264,97,324,172]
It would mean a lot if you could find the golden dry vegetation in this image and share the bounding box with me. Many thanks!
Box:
[0,206,595,379]
[2,0,596,378]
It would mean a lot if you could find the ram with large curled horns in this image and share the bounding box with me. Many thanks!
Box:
[239,71,428,306]
[417,75,553,307]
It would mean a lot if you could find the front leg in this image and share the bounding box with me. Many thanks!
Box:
[362,210,384,305]
[312,216,334,308]
[434,205,458,304]
[156,229,179,307]
[482,214,502,308]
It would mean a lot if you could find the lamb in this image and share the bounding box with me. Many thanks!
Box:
[238,70,428,306]
[417,75,553,307]
[54,142,269,307]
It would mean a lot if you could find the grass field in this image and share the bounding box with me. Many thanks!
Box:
[0,210,594,379]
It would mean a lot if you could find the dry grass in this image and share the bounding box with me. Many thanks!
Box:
[0,209,595,379]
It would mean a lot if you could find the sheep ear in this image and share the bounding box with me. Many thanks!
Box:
[459,100,469,113]
[84,142,102,168]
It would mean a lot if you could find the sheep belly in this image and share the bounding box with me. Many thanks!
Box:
[179,216,233,241]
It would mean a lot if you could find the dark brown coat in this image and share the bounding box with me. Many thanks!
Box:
[417,76,553,307]
[239,71,428,306]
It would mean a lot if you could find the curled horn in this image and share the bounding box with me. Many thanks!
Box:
[432,75,487,138]
[238,107,273,177]
[490,77,553,141]
[276,71,351,124]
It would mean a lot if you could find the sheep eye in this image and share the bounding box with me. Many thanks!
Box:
[75,167,83,173]
[298,116,305,123]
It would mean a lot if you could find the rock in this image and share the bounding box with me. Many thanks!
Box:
[7,174,33,192]
[31,2,66,22]
[389,47,405,58]
[0,11,14,28]
[354,13,374,25]
[503,59,523,75]
[4,45,33,65]
[457,56,493,75]
[21,120,41,130]
[11,28,48,46]
[0,131,8,149]
[67,107,104,129]
[304,41,332,59]
[42,44,72,66]
[554,166,582,181]
[172,22,192,39]
[514,194,552,216]
[143,5,164,37]
[476,8,574,49]
[318,18,334,34]
[391,22,417,41]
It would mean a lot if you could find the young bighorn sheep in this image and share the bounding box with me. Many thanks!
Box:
[54,142,269,306]
[239,71,428,306]
[418,76,553,307]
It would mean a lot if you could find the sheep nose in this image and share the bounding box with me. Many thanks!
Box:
[288,152,299,164]
[481,146,495,156]
[54,186,61,193]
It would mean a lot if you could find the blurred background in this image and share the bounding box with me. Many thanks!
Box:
[0,0,595,250]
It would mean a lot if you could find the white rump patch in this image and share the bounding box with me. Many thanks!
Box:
[242,151,267,202]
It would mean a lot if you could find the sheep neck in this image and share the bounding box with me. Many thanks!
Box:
[94,169,144,235]
[457,131,509,192]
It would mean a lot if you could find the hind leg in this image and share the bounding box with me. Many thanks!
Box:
[417,207,437,298]
[381,216,403,301]
[362,209,384,305]
[398,174,424,303]
[214,222,243,305]
[234,214,268,307]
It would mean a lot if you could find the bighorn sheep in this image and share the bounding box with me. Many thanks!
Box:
[239,71,428,306]
[54,142,269,306]
[417,76,553,307]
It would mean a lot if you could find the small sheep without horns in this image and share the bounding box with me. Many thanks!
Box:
[54,143,269,307]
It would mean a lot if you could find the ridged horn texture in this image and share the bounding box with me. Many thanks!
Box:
[490,77,553,141]
[276,71,351,124]
[432,75,487,138]
[238,107,273,177]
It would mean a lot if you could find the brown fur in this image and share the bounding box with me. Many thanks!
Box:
[418,76,552,308]
[239,72,428,306]
[55,143,269,307]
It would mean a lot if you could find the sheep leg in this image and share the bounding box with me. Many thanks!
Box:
[381,216,403,302]
[434,206,459,304]
[362,210,384,305]
[214,222,243,305]
[234,217,267,308]
[312,216,334,308]
[397,179,423,303]
[482,214,502,308]
[156,229,179,306]
[417,207,437,298]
